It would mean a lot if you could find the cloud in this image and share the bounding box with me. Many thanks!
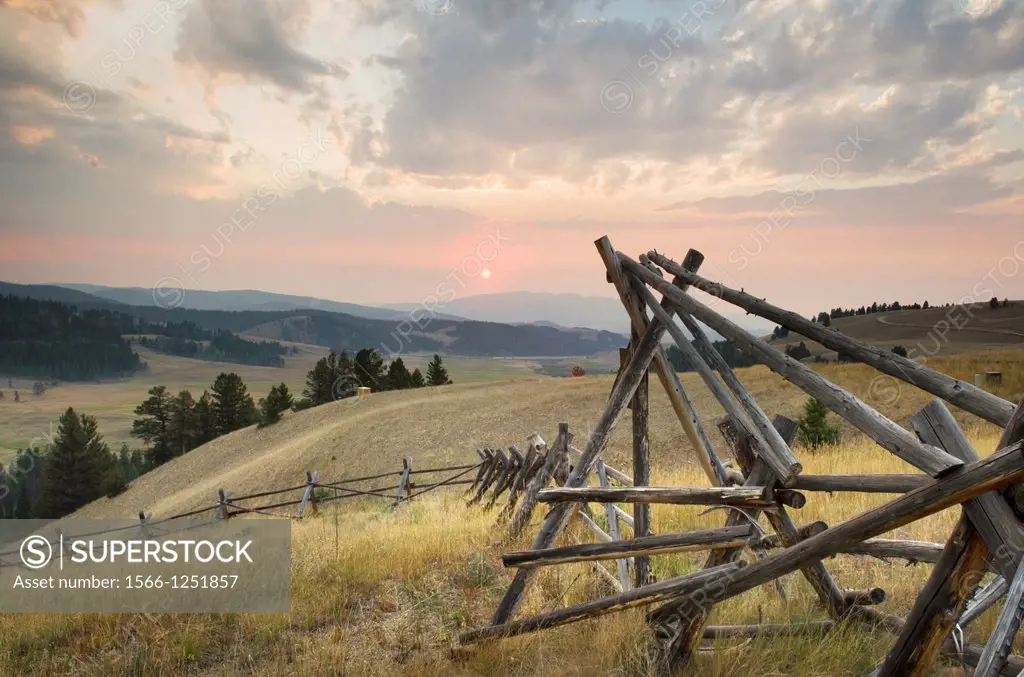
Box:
[0,0,121,37]
[348,0,1023,192]
[175,0,348,93]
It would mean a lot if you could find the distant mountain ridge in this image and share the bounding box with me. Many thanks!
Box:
[55,283,466,322]
[2,282,626,358]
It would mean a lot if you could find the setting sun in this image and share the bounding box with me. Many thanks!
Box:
[481,269,492,280]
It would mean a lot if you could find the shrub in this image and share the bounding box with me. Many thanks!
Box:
[797,398,842,450]
[571,365,586,377]
[892,345,908,358]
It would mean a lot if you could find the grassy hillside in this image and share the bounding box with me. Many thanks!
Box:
[71,346,1024,521]
[771,301,1024,356]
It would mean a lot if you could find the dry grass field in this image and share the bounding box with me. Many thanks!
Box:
[0,345,596,465]
[0,346,1021,676]
[0,430,1015,677]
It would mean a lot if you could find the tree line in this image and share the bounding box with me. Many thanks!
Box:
[139,329,292,368]
[298,350,451,408]
[666,340,760,373]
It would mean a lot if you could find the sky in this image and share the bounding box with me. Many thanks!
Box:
[0,0,1022,315]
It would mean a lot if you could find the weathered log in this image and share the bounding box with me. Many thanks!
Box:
[650,440,1024,638]
[499,445,536,521]
[912,400,1024,579]
[842,588,887,606]
[502,526,757,569]
[835,538,945,564]
[974,558,1024,677]
[630,328,653,588]
[633,280,801,485]
[675,306,805,487]
[597,461,631,591]
[491,315,659,625]
[597,237,728,487]
[568,446,632,485]
[775,489,806,509]
[791,474,930,493]
[507,427,565,541]
[485,448,521,509]
[537,486,773,507]
[619,253,963,478]
[394,457,413,505]
[460,561,745,644]
[469,449,491,491]
[857,606,1024,676]
[644,250,1017,428]
[876,401,1024,675]
[960,575,1008,628]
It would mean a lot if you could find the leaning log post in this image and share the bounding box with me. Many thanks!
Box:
[620,253,962,478]
[492,315,666,625]
[974,557,1024,677]
[650,440,1024,652]
[470,449,491,492]
[216,489,232,520]
[502,525,757,569]
[297,470,320,518]
[394,457,413,505]
[598,461,631,591]
[644,250,1017,427]
[507,426,567,541]
[874,518,990,677]
[461,561,747,644]
[674,306,804,486]
[596,237,728,487]
[500,445,537,522]
[630,328,654,587]
[911,400,1024,579]
[631,280,801,485]
[486,447,522,510]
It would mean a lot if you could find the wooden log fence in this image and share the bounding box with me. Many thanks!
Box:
[457,235,1024,677]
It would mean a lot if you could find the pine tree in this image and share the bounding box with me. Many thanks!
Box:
[426,354,452,386]
[259,383,294,427]
[167,390,199,458]
[132,385,173,466]
[34,408,116,518]
[797,398,842,451]
[194,390,219,446]
[386,357,413,390]
[304,351,357,405]
[410,368,426,388]
[354,348,386,388]
[211,373,257,435]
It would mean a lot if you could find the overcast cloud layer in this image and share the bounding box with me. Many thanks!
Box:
[0,0,1021,311]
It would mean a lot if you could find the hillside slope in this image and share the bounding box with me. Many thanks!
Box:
[73,348,1021,520]
[770,301,1024,355]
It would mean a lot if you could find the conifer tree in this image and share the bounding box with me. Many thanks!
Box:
[796,398,842,451]
[410,368,426,388]
[211,373,257,435]
[194,390,218,446]
[387,357,413,390]
[354,348,385,388]
[132,385,173,466]
[167,389,199,458]
[259,383,294,427]
[34,408,116,518]
[426,354,452,386]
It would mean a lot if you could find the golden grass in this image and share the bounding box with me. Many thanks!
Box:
[3,346,1023,675]
[0,426,1019,677]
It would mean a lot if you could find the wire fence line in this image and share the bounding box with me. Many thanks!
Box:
[0,458,483,566]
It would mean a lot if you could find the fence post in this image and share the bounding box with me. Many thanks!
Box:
[297,471,320,518]
[217,489,232,520]
[395,457,413,505]
[138,511,152,539]
[598,460,631,591]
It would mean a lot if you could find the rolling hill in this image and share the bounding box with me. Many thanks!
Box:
[70,346,1022,520]
[769,301,1024,357]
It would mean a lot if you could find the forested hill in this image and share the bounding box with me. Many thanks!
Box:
[1,285,626,380]
[0,295,143,380]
